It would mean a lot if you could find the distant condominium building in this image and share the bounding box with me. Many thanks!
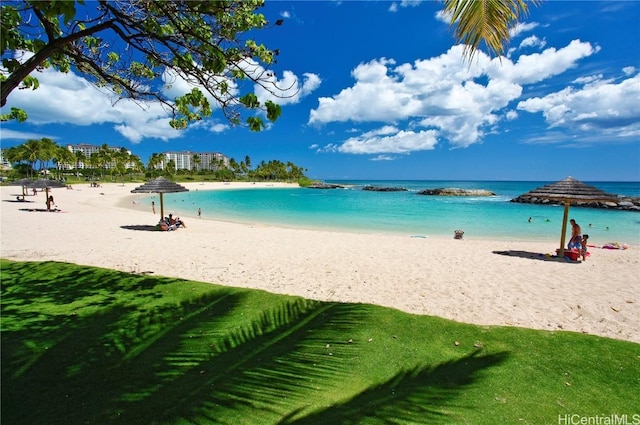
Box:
[160,151,229,171]
[64,143,132,170]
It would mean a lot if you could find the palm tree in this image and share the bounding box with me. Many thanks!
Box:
[165,159,176,177]
[97,144,113,179]
[113,148,131,184]
[19,139,42,177]
[229,158,241,180]
[128,154,144,181]
[35,138,57,176]
[74,150,86,175]
[88,153,100,180]
[4,145,30,177]
[147,153,163,177]
[53,145,75,180]
[191,155,201,175]
[443,0,539,61]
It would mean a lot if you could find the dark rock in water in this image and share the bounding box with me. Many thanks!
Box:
[418,188,496,196]
[362,185,408,192]
[307,183,345,189]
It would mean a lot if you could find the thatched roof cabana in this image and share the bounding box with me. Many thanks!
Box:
[131,177,189,220]
[512,177,621,257]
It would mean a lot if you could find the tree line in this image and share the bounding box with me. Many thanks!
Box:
[3,138,308,183]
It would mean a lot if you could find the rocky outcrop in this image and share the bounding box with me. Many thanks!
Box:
[417,188,496,196]
[362,186,408,192]
[307,183,345,189]
[510,195,640,211]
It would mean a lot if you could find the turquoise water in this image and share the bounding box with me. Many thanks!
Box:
[154,181,640,246]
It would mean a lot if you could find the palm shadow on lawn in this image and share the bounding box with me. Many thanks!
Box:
[1,261,509,425]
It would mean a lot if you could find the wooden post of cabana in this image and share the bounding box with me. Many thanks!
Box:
[558,199,570,257]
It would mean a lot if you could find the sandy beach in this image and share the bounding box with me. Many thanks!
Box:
[1,182,638,343]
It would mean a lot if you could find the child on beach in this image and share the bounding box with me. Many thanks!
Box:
[581,234,589,261]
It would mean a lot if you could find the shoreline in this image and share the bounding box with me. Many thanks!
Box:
[1,182,638,343]
[128,181,640,246]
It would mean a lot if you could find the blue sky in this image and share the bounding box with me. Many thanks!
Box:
[1,1,639,181]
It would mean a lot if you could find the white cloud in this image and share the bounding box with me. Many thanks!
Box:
[390,0,422,11]
[518,35,546,50]
[573,74,603,85]
[435,10,451,24]
[207,123,229,133]
[3,67,182,144]
[0,128,59,141]
[371,154,397,161]
[509,22,539,38]
[325,126,438,155]
[3,59,315,143]
[487,40,598,85]
[255,71,321,105]
[309,39,614,154]
[623,66,637,76]
[517,73,640,138]
[162,65,239,110]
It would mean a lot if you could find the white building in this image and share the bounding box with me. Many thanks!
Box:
[159,151,229,171]
[64,143,132,170]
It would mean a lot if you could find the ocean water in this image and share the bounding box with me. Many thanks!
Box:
[154,180,640,246]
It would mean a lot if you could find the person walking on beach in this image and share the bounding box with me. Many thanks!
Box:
[198,207,201,218]
[568,219,582,249]
[151,201,156,214]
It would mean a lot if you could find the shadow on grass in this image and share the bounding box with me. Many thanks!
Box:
[1,260,509,425]
[278,351,509,425]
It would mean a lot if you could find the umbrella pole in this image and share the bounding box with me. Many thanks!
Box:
[45,187,50,211]
[160,193,165,220]
[559,201,570,257]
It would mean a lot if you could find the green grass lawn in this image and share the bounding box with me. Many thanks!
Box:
[1,259,638,425]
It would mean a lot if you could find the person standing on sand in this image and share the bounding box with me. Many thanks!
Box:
[581,234,589,261]
[151,201,156,214]
[46,195,54,211]
[568,219,582,249]
[198,207,201,218]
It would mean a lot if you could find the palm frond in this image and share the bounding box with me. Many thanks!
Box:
[444,0,540,60]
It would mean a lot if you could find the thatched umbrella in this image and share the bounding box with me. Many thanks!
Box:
[131,177,189,220]
[26,179,68,210]
[7,178,35,200]
[513,176,619,256]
